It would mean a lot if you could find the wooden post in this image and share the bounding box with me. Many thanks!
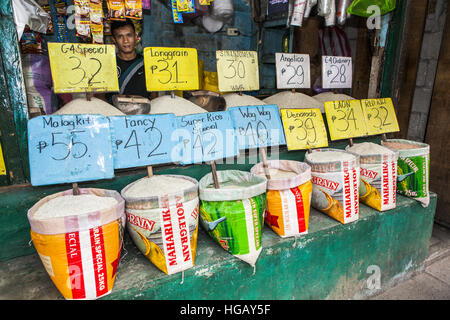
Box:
[72,183,80,196]
[381,133,387,142]
[260,147,271,180]
[171,91,176,99]
[147,166,153,178]
[349,138,354,147]
[210,161,220,189]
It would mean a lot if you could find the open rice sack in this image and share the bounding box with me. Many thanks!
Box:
[198,170,267,267]
[382,139,430,208]
[27,188,126,300]
[346,142,399,211]
[121,175,199,275]
[305,149,360,224]
[250,160,312,238]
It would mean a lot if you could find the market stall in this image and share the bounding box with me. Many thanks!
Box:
[0,0,441,300]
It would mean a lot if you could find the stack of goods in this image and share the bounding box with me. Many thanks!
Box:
[198,170,267,266]
[263,91,323,112]
[121,175,200,275]
[27,188,125,300]
[346,142,398,211]
[223,93,266,109]
[251,160,312,238]
[305,149,360,224]
[382,139,430,207]
[54,97,125,116]
[149,95,208,116]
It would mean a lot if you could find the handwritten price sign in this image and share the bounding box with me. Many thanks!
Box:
[144,47,199,91]
[109,114,177,169]
[324,100,368,140]
[48,43,119,94]
[27,115,114,186]
[361,98,400,135]
[229,105,286,150]
[216,50,259,92]
[174,111,239,165]
[276,53,310,89]
[280,108,328,150]
[322,56,352,89]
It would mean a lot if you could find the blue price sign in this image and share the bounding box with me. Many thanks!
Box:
[229,105,286,149]
[174,111,239,165]
[109,114,177,169]
[28,115,114,186]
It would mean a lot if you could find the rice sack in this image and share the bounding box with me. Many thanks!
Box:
[27,188,125,300]
[346,142,398,211]
[121,175,199,275]
[251,160,312,238]
[198,170,267,266]
[382,139,430,207]
[305,149,360,224]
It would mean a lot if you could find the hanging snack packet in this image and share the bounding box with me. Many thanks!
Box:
[199,170,267,267]
[171,0,183,23]
[107,0,126,20]
[176,0,190,11]
[125,0,143,19]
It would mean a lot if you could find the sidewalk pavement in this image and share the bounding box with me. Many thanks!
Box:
[370,223,450,300]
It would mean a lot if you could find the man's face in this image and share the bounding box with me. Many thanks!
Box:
[112,25,137,55]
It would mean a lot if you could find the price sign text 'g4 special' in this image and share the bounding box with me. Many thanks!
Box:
[325,100,368,140]
[281,108,328,150]
[276,53,311,89]
[144,47,199,91]
[216,50,259,92]
[48,43,119,94]
[229,105,286,150]
[109,114,177,169]
[322,56,352,89]
[28,115,114,186]
[174,111,239,165]
[361,98,400,135]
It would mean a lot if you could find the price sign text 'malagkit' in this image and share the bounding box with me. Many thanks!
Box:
[48,43,119,94]
[28,115,114,186]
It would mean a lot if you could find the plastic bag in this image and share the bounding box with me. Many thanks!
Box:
[346,0,396,18]
[12,0,51,39]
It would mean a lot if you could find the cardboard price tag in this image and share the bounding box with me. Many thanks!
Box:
[27,115,114,186]
[229,105,286,150]
[48,43,119,94]
[324,100,368,140]
[280,108,328,150]
[276,53,311,89]
[322,56,352,89]
[361,98,400,135]
[174,111,239,165]
[144,47,199,91]
[109,114,178,169]
[216,50,259,92]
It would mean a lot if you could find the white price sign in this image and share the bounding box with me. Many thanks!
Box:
[276,53,310,89]
[322,56,352,89]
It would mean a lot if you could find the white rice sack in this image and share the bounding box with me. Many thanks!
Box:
[313,92,355,112]
[149,95,208,116]
[223,93,267,109]
[122,175,196,198]
[54,97,125,116]
[263,91,323,112]
[34,194,118,219]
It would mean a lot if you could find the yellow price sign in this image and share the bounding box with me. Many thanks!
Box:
[0,143,6,175]
[216,50,259,92]
[324,100,368,140]
[48,43,119,94]
[144,47,199,91]
[361,98,400,135]
[280,108,328,150]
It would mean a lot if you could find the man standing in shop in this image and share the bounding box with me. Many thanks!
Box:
[105,19,149,102]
